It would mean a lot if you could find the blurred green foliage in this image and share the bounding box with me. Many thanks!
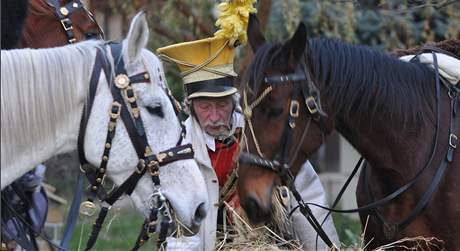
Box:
[332,213,363,247]
[68,208,157,251]
[267,0,459,51]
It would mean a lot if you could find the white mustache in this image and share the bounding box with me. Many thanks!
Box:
[203,121,227,128]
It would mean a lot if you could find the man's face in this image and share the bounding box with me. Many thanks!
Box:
[192,96,234,137]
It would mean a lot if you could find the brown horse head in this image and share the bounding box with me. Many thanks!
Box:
[18,0,102,48]
[238,15,334,223]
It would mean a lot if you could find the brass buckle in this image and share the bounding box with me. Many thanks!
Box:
[449,134,457,149]
[276,186,290,208]
[108,121,116,132]
[290,100,300,118]
[109,102,122,119]
[305,96,318,114]
[60,18,73,31]
[148,160,160,176]
[125,86,136,103]
[132,107,140,119]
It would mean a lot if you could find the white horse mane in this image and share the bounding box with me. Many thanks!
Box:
[2,13,209,239]
[1,40,102,171]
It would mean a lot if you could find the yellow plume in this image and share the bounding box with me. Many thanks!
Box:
[214,0,257,46]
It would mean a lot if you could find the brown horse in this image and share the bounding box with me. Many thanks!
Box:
[237,15,459,250]
[18,0,102,48]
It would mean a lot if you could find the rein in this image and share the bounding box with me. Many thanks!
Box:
[76,43,194,250]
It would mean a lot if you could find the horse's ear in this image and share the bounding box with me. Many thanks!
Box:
[123,11,149,64]
[282,22,308,67]
[247,14,266,53]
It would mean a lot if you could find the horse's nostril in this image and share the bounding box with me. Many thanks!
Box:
[242,197,258,212]
[241,196,271,224]
[193,202,207,225]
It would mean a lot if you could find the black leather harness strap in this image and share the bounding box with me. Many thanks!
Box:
[361,48,459,239]
[76,42,194,250]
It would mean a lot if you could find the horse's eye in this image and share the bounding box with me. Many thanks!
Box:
[146,105,164,118]
[268,107,284,117]
[260,106,283,117]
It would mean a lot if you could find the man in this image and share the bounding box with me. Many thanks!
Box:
[158,36,339,250]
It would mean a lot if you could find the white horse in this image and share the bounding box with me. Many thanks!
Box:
[1,13,208,232]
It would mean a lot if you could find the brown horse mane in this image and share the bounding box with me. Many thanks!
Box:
[245,37,438,132]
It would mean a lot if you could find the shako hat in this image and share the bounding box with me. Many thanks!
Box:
[157,0,256,99]
[157,37,237,99]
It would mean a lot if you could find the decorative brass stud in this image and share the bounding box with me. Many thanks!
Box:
[79,201,97,217]
[100,168,105,173]
[105,143,111,148]
[96,178,102,183]
[114,74,130,89]
[145,146,153,157]
[132,107,140,118]
[60,7,69,16]
[72,2,78,8]
[92,186,98,191]
[108,121,116,132]
[177,147,192,154]
[144,73,150,79]
[102,155,108,161]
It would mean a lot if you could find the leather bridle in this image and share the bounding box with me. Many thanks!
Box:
[77,42,194,250]
[240,47,459,247]
[45,0,104,43]
[241,59,337,249]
